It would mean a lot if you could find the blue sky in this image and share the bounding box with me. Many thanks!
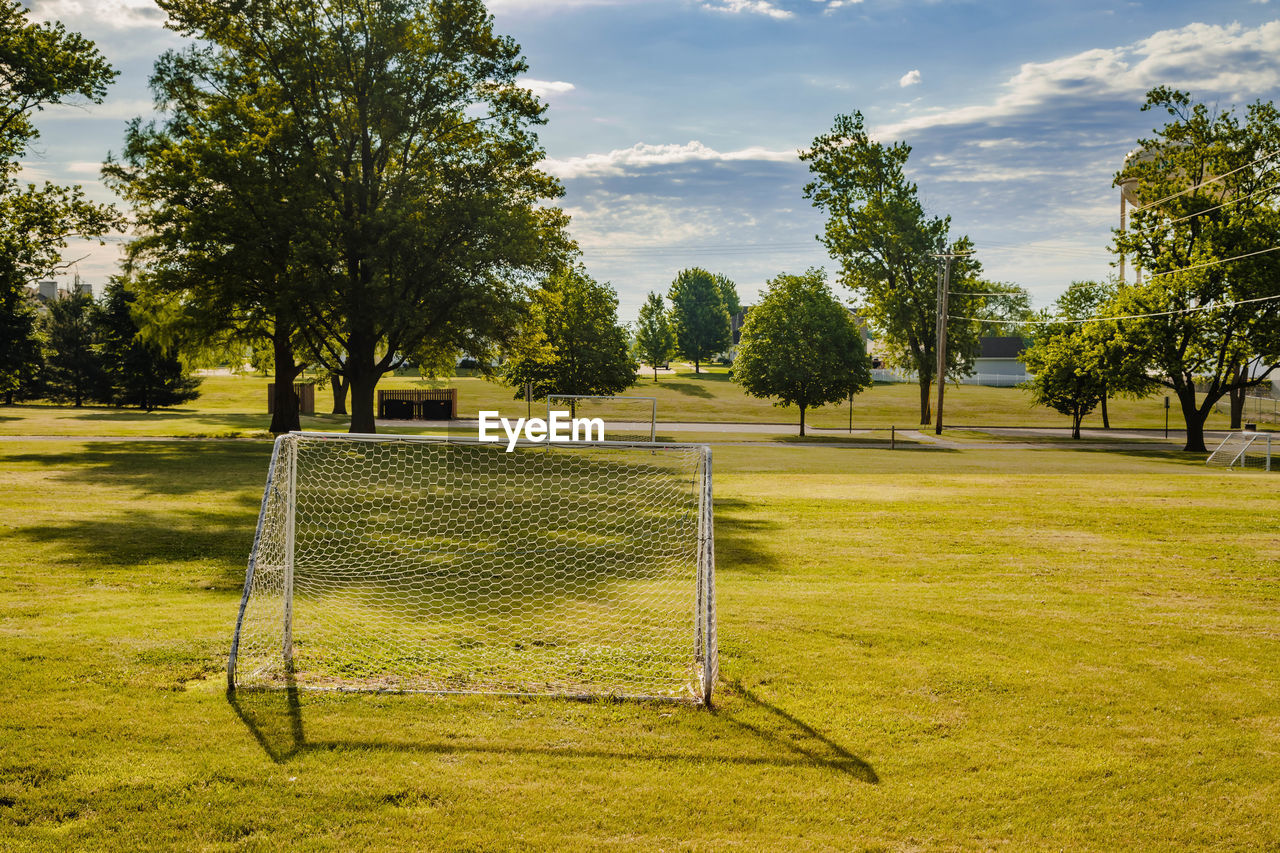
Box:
[24,0,1280,320]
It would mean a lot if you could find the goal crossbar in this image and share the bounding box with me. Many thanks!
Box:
[229,431,716,704]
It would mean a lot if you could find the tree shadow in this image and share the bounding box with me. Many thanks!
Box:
[13,510,253,586]
[225,681,877,783]
[1,441,271,496]
[714,497,783,574]
[662,380,714,398]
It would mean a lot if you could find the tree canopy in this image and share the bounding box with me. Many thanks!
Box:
[733,268,872,435]
[0,1,118,403]
[1111,87,1280,451]
[668,267,730,373]
[803,111,984,425]
[132,0,573,433]
[500,267,636,402]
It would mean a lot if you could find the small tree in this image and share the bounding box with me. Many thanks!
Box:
[634,292,675,382]
[97,280,200,411]
[501,267,637,403]
[668,268,730,374]
[43,292,105,406]
[1020,324,1104,439]
[733,269,872,436]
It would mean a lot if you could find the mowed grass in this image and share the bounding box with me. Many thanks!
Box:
[0,368,1248,437]
[1,438,1278,849]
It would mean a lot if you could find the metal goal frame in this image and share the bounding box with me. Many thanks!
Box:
[228,431,716,704]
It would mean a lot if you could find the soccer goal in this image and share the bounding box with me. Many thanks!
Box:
[1207,430,1274,470]
[546,395,657,443]
[228,431,716,703]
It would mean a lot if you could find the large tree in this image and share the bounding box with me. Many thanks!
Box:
[803,111,984,425]
[155,0,572,434]
[733,268,872,436]
[634,291,674,382]
[1111,88,1280,452]
[0,2,118,402]
[668,267,730,374]
[500,267,636,403]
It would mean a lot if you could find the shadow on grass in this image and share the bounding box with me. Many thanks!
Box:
[226,682,877,783]
[2,441,270,496]
[714,497,783,574]
[662,381,715,398]
[14,510,253,585]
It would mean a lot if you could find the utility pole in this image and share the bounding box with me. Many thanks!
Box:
[931,240,963,436]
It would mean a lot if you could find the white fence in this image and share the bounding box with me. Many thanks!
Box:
[1212,394,1280,424]
[871,368,1030,388]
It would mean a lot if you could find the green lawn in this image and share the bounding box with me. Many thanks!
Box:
[1,437,1277,849]
[0,369,1245,437]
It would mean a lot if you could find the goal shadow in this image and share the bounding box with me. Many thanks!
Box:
[225,683,877,783]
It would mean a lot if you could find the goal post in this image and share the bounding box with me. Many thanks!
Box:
[1207,431,1274,470]
[546,395,657,443]
[229,431,717,704]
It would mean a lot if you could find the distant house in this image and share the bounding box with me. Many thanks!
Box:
[971,336,1029,381]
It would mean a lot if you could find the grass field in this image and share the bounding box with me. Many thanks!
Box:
[2,433,1278,850]
[0,368,1253,437]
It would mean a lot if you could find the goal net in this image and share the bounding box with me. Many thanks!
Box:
[229,432,716,703]
[546,395,657,443]
[1206,430,1274,471]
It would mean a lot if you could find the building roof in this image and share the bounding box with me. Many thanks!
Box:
[979,336,1026,359]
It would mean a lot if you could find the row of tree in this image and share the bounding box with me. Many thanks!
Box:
[635,268,741,379]
[5,283,200,410]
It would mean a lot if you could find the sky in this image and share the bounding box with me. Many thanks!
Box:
[22,0,1280,320]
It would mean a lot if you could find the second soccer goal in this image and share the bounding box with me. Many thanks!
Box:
[229,431,716,704]
[546,395,658,443]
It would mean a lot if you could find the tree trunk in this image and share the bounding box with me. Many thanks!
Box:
[918,378,932,426]
[1229,365,1246,429]
[1100,381,1110,429]
[653,365,658,382]
[1176,385,1209,453]
[799,403,806,437]
[694,358,700,374]
[346,339,380,434]
[330,371,349,415]
[1072,406,1082,439]
[269,333,302,435]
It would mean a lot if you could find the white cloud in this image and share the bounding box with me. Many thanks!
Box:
[27,0,165,31]
[521,79,577,97]
[543,140,795,179]
[899,69,921,88]
[876,21,1280,138]
[701,0,793,20]
[41,98,156,122]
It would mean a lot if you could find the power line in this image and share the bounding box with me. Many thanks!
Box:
[1144,245,1280,279]
[1126,181,1280,232]
[948,292,1280,326]
[1130,150,1278,212]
